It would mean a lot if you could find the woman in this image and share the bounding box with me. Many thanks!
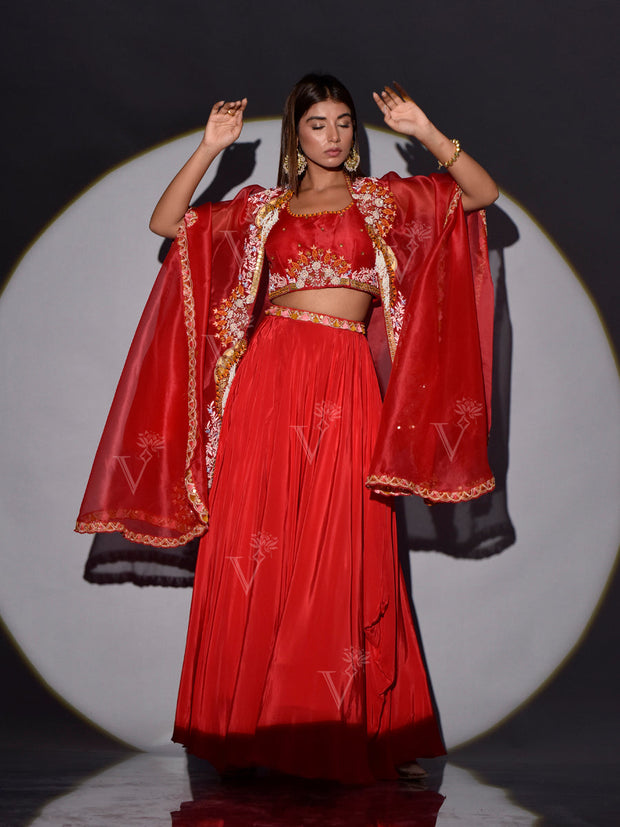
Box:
[77,74,498,783]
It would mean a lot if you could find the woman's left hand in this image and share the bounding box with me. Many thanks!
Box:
[373,81,499,211]
[372,83,431,139]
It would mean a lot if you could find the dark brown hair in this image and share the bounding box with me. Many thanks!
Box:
[277,73,359,192]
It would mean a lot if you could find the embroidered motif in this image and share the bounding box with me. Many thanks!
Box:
[265,305,365,333]
[249,187,289,223]
[269,246,379,298]
[350,178,397,238]
[349,178,399,360]
[212,189,289,350]
[214,337,247,416]
[213,284,249,348]
[391,290,406,345]
[204,401,221,487]
[184,209,198,228]
[288,246,351,285]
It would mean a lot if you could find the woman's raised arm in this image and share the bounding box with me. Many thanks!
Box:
[372,83,499,212]
[149,97,247,238]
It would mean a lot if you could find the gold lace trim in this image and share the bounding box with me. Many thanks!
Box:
[366,473,496,502]
[75,518,205,548]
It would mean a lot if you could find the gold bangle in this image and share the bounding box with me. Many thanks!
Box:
[438,138,461,169]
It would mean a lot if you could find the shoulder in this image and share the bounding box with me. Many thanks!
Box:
[377,171,457,199]
[368,172,460,225]
[185,184,285,233]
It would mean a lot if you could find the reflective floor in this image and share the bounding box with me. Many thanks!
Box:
[2,594,619,827]
[0,749,532,826]
[2,740,618,826]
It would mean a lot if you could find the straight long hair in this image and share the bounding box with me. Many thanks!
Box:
[277,74,359,193]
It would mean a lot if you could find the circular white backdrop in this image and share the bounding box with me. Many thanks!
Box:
[1,120,618,750]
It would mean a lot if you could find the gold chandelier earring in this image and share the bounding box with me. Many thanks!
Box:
[344,145,360,172]
[296,146,307,175]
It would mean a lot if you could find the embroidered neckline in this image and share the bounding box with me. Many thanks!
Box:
[286,199,354,218]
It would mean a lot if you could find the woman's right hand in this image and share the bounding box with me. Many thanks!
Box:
[149,97,247,238]
[202,98,248,154]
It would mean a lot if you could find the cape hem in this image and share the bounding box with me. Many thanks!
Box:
[74,519,205,548]
[365,474,496,502]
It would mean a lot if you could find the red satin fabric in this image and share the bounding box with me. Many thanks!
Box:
[173,312,445,782]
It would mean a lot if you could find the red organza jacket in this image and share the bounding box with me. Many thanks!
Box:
[76,173,495,548]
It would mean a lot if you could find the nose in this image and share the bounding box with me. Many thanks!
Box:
[327,123,340,142]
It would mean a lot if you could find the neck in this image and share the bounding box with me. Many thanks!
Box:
[299,164,348,193]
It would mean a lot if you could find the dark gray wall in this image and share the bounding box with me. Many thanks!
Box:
[2,0,618,763]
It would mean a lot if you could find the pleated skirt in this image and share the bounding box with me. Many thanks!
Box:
[173,306,445,783]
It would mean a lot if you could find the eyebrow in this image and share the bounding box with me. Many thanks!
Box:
[305,114,352,122]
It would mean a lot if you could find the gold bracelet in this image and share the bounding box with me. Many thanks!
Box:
[437,138,461,169]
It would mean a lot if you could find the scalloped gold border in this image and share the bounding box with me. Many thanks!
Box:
[366,473,496,503]
[177,218,209,525]
[75,518,204,548]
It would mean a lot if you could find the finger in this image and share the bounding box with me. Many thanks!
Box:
[372,91,386,110]
[381,87,400,108]
[392,81,413,102]
[230,99,248,114]
[372,91,391,117]
[212,100,225,112]
[220,100,244,117]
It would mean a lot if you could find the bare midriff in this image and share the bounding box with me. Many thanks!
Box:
[271,287,373,322]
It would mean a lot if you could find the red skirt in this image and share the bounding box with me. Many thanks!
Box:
[173,306,445,783]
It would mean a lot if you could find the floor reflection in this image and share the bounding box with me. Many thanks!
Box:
[174,774,444,826]
[29,752,538,826]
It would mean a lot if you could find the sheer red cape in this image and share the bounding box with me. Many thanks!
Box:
[76,173,494,549]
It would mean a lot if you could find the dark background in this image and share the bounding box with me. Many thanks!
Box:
[2,0,619,821]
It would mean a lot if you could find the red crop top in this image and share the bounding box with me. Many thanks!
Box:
[265,200,380,302]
